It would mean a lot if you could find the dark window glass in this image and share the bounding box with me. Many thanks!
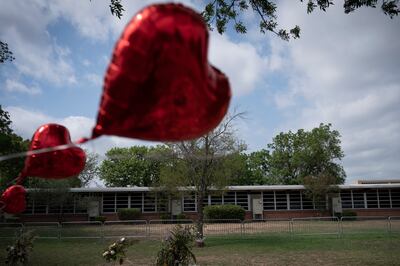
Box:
[366,190,378,208]
[102,193,116,213]
[130,192,143,211]
[289,191,301,210]
[378,189,390,208]
[263,192,275,210]
[223,192,235,205]
[391,189,400,208]
[352,191,365,209]
[340,191,352,209]
[275,191,287,210]
[183,194,196,212]
[236,192,248,211]
[302,192,314,210]
[116,193,129,210]
[143,193,156,212]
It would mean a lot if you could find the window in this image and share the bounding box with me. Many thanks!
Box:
[263,192,274,210]
[62,201,74,214]
[289,191,301,210]
[103,193,116,213]
[116,193,129,210]
[33,200,47,214]
[23,197,34,214]
[340,191,352,209]
[157,193,168,212]
[183,194,196,212]
[223,192,235,205]
[378,189,390,208]
[48,204,61,214]
[143,193,156,212]
[236,192,248,210]
[366,190,378,208]
[130,192,143,211]
[302,192,314,210]
[74,195,88,214]
[275,191,287,210]
[210,195,222,205]
[202,195,209,207]
[391,189,400,208]
[352,190,365,209]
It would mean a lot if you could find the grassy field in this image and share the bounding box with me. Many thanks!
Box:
[1,233,399,265]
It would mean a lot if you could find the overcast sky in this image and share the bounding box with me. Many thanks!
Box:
[1,0,399,184]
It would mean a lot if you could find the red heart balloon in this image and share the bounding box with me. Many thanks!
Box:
[92,3,231,141]
[20,124,86,179]
[1,185,26,214]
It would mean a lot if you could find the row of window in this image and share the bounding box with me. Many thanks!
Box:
[102,192,168,213]
[262,191,323,210]
[22,188,400,215]
[340,189,400,209]
[182,192,249,212]
[23,196,88,215]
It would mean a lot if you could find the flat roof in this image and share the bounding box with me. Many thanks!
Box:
[67,183,400,193]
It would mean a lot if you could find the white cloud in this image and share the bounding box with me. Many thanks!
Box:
[4,79,42,95]
[271,2,400,182]
[0,1,76,85]
[209,33,269,96]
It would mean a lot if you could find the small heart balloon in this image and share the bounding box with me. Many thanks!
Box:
[20,124,86,179]
[1,185,26,214]
[92,3,231,141]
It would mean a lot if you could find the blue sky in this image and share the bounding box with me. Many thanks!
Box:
[1,0,399,184]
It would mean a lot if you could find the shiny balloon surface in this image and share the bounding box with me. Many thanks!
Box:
[1,185,26,214]
[93,3,231,141]
[21,124,86,179]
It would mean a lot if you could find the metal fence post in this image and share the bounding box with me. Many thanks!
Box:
[58,222,61,240]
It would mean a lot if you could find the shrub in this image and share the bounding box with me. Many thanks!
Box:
[156,225,196,266]
[342,210,357,220]
[103,237,136,265]
[95,216,107,223]
[160,213,172,220]
[176,213,187,220]
[6,230,36,265]
[117,208,140,220]
[204,205,245,220]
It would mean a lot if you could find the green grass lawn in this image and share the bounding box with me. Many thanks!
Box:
[1,234,399,265]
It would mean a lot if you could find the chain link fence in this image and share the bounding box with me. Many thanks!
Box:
[1,216,400,239]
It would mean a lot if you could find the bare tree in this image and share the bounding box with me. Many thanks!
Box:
[158,112,246,239]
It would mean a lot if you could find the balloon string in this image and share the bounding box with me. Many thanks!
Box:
[0,137,94,162]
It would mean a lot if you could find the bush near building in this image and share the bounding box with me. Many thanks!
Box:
[204,205,245,220]
[117,208,141,220]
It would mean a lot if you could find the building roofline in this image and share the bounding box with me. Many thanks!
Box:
[66,183,400,193]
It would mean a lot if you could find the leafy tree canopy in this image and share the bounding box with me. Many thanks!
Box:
[99,145,170,187]
[202,0,399,40]
[107,0,399,41]
[0,105,29,190]
[266,123,345,185]
[0,41,15,64]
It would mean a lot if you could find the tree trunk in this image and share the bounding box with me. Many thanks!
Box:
[196,192,204,240]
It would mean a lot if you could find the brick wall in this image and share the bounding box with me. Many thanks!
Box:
[17,209,400,222]
[20,214,88,222]
[263,210,329,219]
[352,209,400,217]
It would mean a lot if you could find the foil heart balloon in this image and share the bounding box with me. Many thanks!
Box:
[0,185,26,214]
[92,3,231,141]
[20,124,86,180]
